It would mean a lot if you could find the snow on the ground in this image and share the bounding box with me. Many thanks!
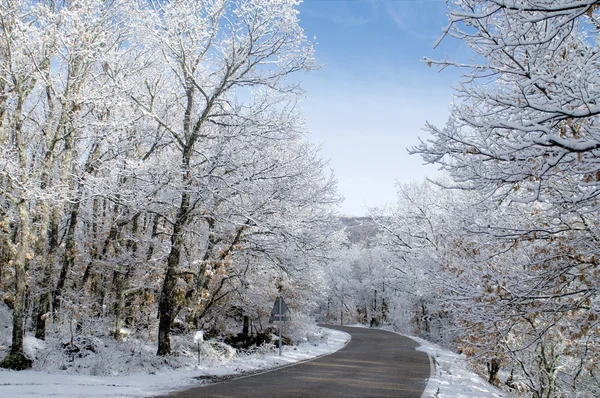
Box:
[0,327,350,398]
[1,321,521,398]
[409,335,517,398]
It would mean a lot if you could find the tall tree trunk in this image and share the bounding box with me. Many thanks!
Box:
[1,93,33,370]
[0,201,33,370]
[114,212,139,340]
[422,301,430,337]
[113,269,125,339]
[197,217,216,291]
[157,190,190,356]
[146,214,159,261]
[157,79,195,356]
[52,141,99,318]
[53,201,80,317]
[34,206,60,340]
[81,198,100,290]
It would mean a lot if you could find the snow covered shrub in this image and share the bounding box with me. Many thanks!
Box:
[196,340,237,364]
[305,327,331,346]
[242,341,276,357]
[224,329,276,351]
[286,313,325,346]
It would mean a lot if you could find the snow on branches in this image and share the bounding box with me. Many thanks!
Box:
[0,0,341,370]
[407,1,600,396]
[415,0,600,209]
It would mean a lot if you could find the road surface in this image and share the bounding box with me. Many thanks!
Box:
[161,325,431,398]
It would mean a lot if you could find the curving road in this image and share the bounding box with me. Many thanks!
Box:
[160,325,431,398]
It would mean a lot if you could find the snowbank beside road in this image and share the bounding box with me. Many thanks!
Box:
[411,336,516,398]
[0,327,350,398]
[368,325,515,397]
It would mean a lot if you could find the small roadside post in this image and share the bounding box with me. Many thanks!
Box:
[194,331,203,364]
[269,295,291,356]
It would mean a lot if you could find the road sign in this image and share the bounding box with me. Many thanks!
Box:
[269,295,291,356]
[269,296,291,323]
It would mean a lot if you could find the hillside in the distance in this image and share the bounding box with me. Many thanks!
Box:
[340,216,382,246]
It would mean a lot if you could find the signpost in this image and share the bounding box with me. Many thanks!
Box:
[194,331,203,364]
[269,296,291,356]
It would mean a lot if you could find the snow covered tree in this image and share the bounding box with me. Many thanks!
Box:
[371,180,470,342]
[131,0,318,355]
[0,1,45,369]
[411,1,600,395]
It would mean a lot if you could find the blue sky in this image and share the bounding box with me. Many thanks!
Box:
[296,0,467,215]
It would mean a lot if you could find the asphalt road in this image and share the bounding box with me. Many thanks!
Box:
[160,325,431,398]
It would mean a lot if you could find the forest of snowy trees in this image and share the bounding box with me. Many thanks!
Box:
[0,0,342,371]
[2,1,600,397]
[415,1,600,396]
[324,1,600,397]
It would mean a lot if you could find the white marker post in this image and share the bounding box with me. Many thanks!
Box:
[194,331,203,364]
